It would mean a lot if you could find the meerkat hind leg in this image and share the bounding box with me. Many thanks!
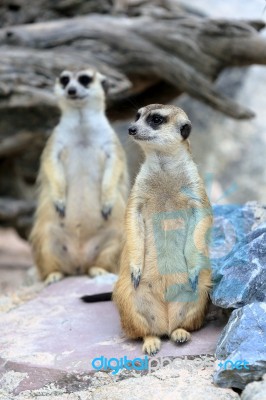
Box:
[45,271,64,285]
[142,336,161,356]
[88,240,121,277]
[171,328,191,344]
[88,266,109,278]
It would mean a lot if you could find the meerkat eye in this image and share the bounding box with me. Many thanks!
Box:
[78,75,93,87]
[135,112,141,121]
[60,75,70,88]
[151,114,163,124]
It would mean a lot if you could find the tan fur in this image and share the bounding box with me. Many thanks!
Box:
[113,104,212,354]
[30,68,129,282]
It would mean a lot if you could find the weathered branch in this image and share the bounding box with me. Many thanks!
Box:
[0,14,265,119]
[0,198,35,239]
[0,132,37,158]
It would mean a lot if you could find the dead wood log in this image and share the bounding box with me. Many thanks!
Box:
[0,197,35,238]
[0,15,265,120]
[0,0,193,27]
[0,131,38,158]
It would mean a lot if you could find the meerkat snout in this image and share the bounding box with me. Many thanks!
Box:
[67,86,77,97]
[128,126,137,135]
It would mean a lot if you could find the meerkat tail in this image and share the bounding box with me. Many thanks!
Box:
[81,292,112,302]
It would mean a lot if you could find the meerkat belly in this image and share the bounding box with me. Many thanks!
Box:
[49,145,109,273]
[135,189,192,334]
[64,145,104,234]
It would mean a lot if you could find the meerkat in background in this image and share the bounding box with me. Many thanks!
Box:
[113,104,212,355]
[30,68,129,284]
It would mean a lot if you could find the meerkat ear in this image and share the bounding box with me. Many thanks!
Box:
[180,122,191,140]
[97,72,109,94]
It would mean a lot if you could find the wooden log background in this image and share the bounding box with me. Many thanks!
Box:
[1,0,266,238]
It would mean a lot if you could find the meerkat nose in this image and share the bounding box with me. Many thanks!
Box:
[128,126,137,135]
[68,87,77,96]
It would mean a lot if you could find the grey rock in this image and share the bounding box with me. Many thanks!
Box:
[241,374,266,400]
[214,303,266,389]
[211,204,266,308]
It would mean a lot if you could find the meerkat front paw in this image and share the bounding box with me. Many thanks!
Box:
[130,263,142,289]
[88,266,109,278]
[171,328,191,344]
[142,336,161,356]
[54,199,66,218]
[45,271,64,285]
[101,202,113,220]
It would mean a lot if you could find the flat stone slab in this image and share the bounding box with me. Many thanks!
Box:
[0,276,226,393]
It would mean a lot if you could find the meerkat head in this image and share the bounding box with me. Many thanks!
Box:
[128,104,191,153]
[54,68,107,111]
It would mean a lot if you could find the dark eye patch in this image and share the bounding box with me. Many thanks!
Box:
[60,75,70,88]
[78,75,93,87]
[135,112,141,121]
[146,113,167,130]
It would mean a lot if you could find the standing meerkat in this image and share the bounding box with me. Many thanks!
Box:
[112,104,212,355]
[30,68,129,284]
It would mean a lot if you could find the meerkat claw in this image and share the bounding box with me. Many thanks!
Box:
[101,204,112,220]
[131,270,141,289]
[189,275,198,291]
[171,328,191,344]
[89,266,109,277]
[142,337,161,355]
[54,201,65,218]
[45,271,64,285]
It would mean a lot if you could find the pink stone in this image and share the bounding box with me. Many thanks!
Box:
[0,276,226,394]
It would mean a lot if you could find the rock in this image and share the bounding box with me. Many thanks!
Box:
[214,303,266,389]
[241,374,266,400]
[211,204,266,389]
[211,225,266,308]
[211,203,266,308]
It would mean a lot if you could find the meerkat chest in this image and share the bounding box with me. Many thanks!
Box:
[54,121,112,181]
[139,157,200,207]
[139,170,186,212]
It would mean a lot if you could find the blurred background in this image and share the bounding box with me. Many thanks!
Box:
[0,0,266,294]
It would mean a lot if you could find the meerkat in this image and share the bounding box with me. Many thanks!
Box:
[112,104,213,355]
[30,68,129,284]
